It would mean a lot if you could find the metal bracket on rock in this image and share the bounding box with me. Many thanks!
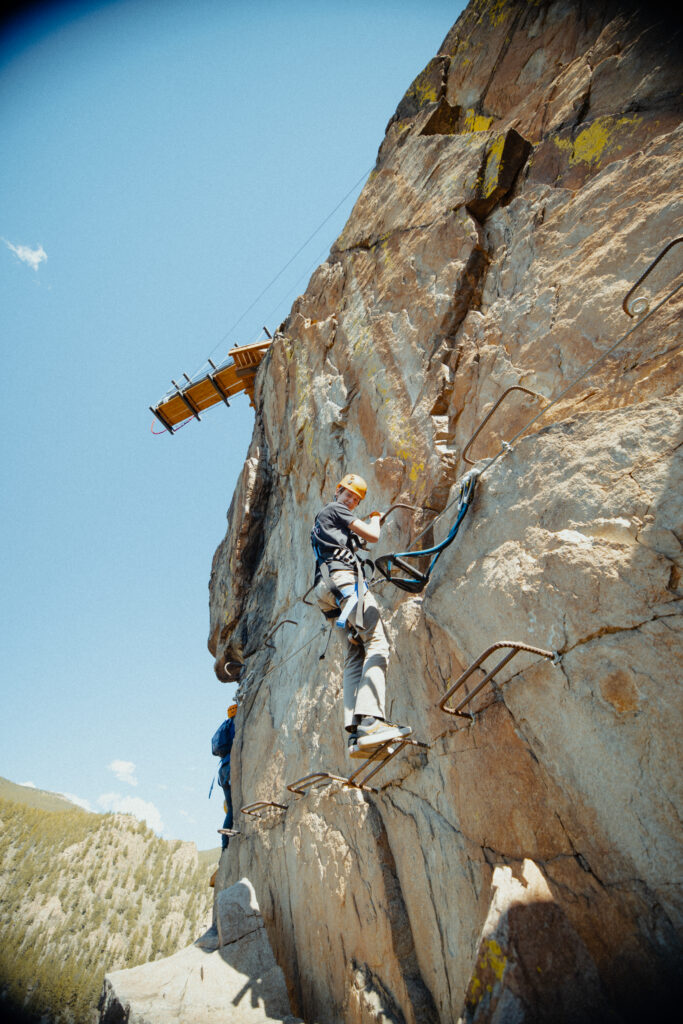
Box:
[217,828,241,837]
[622,236,683,318]
[439,640,556,718]
[263,619,297,650]
[240,801,288,818]
[462,385,548,466]
[379,503,437,526]
[347,737,430,791]
[222,660,243,683]
[286,772,350,797]
[287,739,431,796]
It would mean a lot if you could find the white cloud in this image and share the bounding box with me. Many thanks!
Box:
[3,239,47,271]
[19,781,36,788]
[59,792,93,812]
[97,792,164,835]
[108,759,138,786]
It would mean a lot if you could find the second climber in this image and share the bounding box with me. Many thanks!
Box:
[311,472,412,757]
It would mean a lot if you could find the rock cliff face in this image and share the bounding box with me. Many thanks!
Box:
[209,3,683,1022]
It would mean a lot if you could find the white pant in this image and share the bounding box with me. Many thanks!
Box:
[315,569,389,730]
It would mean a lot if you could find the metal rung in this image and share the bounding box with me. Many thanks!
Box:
[264,619,297,650]
[287,739,430,797]
[240,801,288,818]
[462,385,547,466]
[622,236,683,317]
[439,640,555,718]
[286,772,349,796]
[347,737,430,790]
[217,828,241,837]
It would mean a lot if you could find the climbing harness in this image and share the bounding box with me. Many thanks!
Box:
[439,641,556,718]
[302,504,433,607]
[374,469,479,592]
[311,521,373,630]
[333,582,365,629]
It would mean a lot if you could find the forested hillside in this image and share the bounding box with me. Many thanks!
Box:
[0,789,215,1024]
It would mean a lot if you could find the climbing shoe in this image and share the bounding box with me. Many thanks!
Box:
[356,717,412,748]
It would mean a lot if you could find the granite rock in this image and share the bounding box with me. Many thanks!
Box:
[209,3,683,1022]
[99,880,298,1024]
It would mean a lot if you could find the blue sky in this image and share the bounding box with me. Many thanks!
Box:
[0,0,464,848]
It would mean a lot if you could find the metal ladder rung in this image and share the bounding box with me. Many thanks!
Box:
[286,738,430,796]
[240,801,288,818]
[439,640,555,717]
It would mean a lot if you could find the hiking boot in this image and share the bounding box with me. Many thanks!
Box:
[356,717,412,748]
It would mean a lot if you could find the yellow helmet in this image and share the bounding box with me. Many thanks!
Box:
[227,703,238,719]
[337,473,367,501]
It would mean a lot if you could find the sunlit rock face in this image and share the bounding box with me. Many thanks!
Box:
[209,2,683,1022]
[99,880,299,1024]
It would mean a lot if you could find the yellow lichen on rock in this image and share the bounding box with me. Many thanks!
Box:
[464,108,494,132]
[553,113,643,167]
[482,133,507,198]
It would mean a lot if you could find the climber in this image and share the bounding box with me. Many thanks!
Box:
[311,473,412,757]
[211,702,237,849]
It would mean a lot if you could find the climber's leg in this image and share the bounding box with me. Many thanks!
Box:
[221,783,233,850]
[353,592,389,721]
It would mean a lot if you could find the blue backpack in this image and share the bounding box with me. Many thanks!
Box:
[211,719,234,759]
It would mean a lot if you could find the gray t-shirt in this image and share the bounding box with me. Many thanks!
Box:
[311,501,358,582]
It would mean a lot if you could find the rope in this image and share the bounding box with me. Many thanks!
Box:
[405,278,683,552]
[260,239,333,331]
[181,165,374,388]
[260,626,328,681]
[150,416,193,436]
